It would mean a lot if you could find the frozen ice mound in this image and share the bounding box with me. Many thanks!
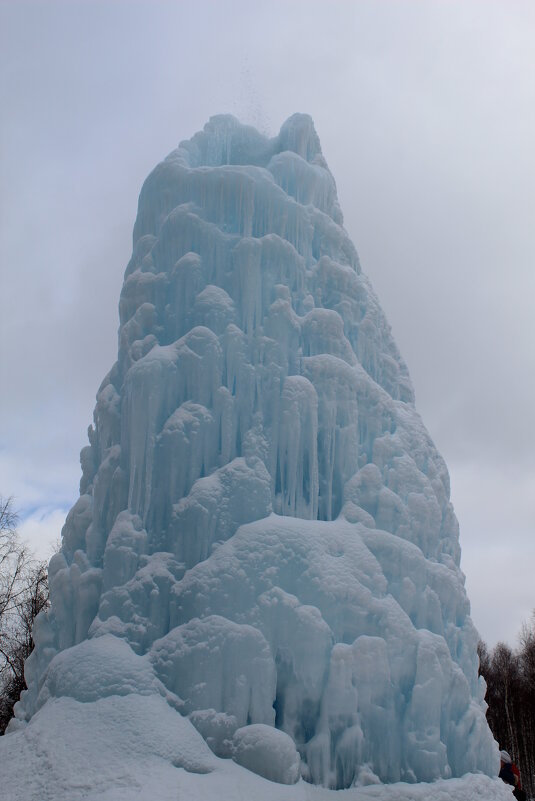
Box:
[34,634,163,708]
[8,114,499,791]
[232,723,301,784]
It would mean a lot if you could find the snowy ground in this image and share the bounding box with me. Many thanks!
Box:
[1,693,515,801]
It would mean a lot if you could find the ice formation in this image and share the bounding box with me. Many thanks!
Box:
[11,114,498,790]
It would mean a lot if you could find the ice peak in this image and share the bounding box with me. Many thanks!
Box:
[278,112,323,163]
[173,113,324,170]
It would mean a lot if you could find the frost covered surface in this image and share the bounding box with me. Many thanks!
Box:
[3,115,499,794]
[0,694,513,801]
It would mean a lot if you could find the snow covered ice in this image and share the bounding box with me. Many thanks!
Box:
[1,114,508,800]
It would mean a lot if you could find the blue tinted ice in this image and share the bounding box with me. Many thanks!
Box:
[17,114,497,789]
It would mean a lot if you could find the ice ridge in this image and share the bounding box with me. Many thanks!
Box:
[14,113,497,789]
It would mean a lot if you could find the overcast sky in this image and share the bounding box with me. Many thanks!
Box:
[1,0,534,649]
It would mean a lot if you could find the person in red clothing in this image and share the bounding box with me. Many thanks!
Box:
[499,750,526,801]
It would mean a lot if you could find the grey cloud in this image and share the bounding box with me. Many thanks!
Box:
[1,0,534,646]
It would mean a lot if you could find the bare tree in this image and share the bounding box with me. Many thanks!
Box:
[0,497,27,623]
[479,616,535,799]
[0,497,49,733]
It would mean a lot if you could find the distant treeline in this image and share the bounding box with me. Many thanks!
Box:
[478,615,535,799]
